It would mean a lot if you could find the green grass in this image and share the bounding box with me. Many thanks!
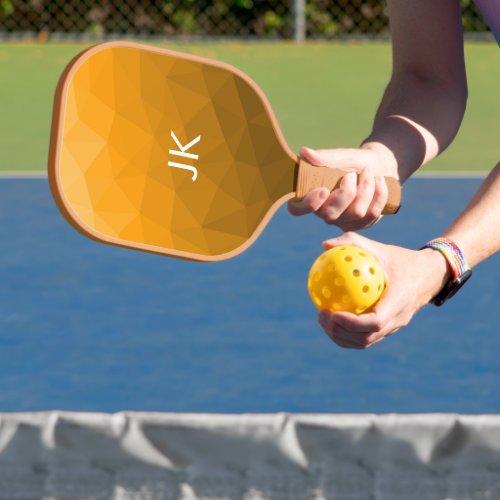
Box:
[0,41,497,172]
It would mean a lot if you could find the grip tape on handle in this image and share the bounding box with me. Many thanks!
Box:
[295,159,401,215]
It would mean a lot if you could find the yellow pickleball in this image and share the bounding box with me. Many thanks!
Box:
[308,245,385,314]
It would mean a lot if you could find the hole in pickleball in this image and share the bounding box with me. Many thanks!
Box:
[362,285,369,293]
[313,271,321,282]
[369,267,375,275]
[334,277,344,286]
[356,306,366,314]
[344,256,352,262]
[359,251,367,257]
[322,286,332,298]
[313,294,322,307]
[352,269,360,277]
[342,295,351,304]
[333,303,342,311]
[327,264,335,272]
[378,284,382,291]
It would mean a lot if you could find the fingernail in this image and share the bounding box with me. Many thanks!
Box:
[319,189,329,200]
[300,146,314,156]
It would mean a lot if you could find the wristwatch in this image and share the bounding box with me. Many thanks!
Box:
[421,238,472,306]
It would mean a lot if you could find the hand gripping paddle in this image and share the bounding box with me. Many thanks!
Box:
[49,41,401,262]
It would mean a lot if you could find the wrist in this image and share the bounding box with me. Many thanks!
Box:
[361,141,399,178]
[418,248,453,302]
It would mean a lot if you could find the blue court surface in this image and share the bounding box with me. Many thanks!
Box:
[0,176,498,413]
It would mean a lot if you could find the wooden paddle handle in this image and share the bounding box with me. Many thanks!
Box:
[295,159,401,215]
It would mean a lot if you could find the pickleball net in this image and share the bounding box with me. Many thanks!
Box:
[1,412,500,499]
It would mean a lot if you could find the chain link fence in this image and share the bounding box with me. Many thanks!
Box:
[0,0,491,40]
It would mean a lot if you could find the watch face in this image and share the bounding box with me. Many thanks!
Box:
[432,269,472,306]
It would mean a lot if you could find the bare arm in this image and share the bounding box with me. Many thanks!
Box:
[318,162,500,349]
[289,0,468,227]
[305,1,499,348]
[364,0,468,181]
[442,163,500,267]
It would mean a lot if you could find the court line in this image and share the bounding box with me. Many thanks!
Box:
[0,170,488,179]
[414,170,487,179]
[0,171,48,178]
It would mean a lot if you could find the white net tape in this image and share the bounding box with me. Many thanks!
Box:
[0,412,500,499]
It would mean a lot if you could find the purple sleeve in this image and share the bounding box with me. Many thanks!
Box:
[473,0,500,45]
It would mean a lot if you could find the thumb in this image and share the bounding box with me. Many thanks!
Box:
[299,147,329,167]
[300,147,366,171]
[322,231,368,250]
[321,233,388,269]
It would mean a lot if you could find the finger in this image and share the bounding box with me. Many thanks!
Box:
[300,146,370,171]
[345,175,389,230]
[367,289,411,335]
[319,311,373,349]
[328,327,380,349]
[330,311,385,335]
[338,215,383,232]
[361,327,399,348]
[385,328,400,337]
[363,176,389,222]
[330,325,372,348]
[321,233,388,275]
[330,168,378,231]
[331,336,365,349]
[341,165,376,221]
[316,172,358,224]
[320,323,365,349]
[322,231,370,251]
[288,188,330,216]
[332,297,402,340]
[330,317,391,349]
[364,335,386,348]
[319,309,394,349]
[299,147,333,167]
[321,174,389,231]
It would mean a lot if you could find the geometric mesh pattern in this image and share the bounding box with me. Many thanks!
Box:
[49,42,296,261]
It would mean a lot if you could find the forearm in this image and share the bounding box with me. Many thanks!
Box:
[413,163,500,307]
[361,0,467,183]
[441,162,500,267]
[363,73,467,182]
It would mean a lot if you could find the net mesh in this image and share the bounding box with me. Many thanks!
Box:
[1,412,500,499]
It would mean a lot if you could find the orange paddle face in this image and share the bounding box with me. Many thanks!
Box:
[49,42,401,261]
[49,41,298,261]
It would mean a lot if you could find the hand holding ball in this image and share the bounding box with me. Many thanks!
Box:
[308,245,385,314]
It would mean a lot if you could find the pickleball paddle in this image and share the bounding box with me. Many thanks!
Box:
[49,41,401,261]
